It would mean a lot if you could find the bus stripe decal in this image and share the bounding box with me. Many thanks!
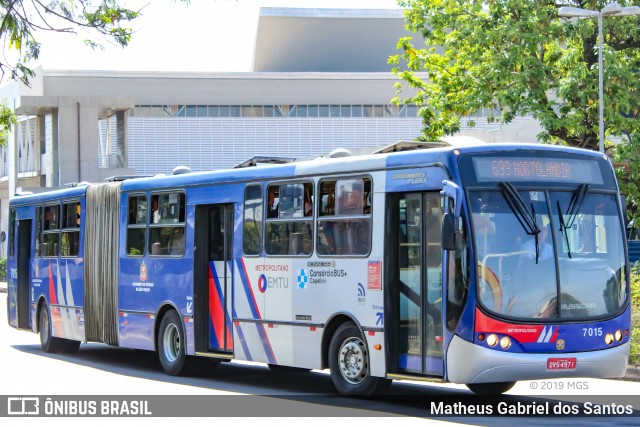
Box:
[232,308,252,361]
[209,261,234,350]
[208,264,223,349]
[238,259,277,364]
[48,262,58,305]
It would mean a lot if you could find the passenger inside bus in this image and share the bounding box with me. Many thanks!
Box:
[267,187,279,218]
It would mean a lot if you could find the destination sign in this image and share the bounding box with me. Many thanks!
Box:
[472,157,603,184]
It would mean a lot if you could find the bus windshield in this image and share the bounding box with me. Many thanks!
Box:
[470,189,627,320]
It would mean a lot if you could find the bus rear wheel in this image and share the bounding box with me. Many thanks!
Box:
[157,310,188,376]
[466,381,516,395]
[328,322,390,396]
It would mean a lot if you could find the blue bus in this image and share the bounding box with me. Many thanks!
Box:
[6,143,630,395]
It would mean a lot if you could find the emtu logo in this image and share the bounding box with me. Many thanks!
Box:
[7,397,39,415]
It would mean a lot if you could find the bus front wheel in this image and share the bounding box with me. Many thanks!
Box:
[466,381,516,395]
[328,322,390,396]
[39,303,79,353]
[157,310,188,376]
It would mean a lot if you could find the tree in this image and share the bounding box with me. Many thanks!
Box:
[390,0,640,221]
[0,0,189,145]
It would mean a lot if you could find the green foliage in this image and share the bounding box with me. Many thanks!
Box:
[615,136,640,226]
[0,0,146,85]
[391,0,640,151]
[630,261,640,365]
[0,98,17,146]
[0,257,5,280]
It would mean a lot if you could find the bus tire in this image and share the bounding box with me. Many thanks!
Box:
[157,310,188,376]
[38,303,65,354]
[466,381,516,395]
[328,322,390,396]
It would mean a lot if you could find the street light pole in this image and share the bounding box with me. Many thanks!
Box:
[558,2,640,153]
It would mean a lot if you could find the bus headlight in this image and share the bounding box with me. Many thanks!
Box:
[604,333,614,345]
[615,330,622,342]
[486,334,498,347]
[500,336,511,349]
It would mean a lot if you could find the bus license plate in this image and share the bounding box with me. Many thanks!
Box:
[547,357,577,370]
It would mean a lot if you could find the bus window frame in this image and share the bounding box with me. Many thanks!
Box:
[243,183,264,257]
[316,174,373,258]
[8,207,15,259]
[264,179,314,258]
[42,202,61,258]
[148,190,187,258]
[60,199,81,258]
[126,193,148,258]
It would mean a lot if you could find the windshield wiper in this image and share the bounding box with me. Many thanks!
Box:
[558,184,589,258]
[500,182,542,263]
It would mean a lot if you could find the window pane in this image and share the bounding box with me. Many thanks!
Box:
[297,105,307,117]
[44,205,59,230]
[308,105,318,117]
[43,232,59,257]
[63,202,80,228]
[330,105,340,117]
[61,231,80,257]
[317,219,370,255]
[336,179,365,215]
[127,228,146,256]
[264,105,274,117]
[230,106,241,117]
[35,206,42,257]
[186,105,197,117]
[265,221,312,255]
[9,208,15,258]
[319,181,336,216]
[209,106,219,117]
[152,193,185,224]
[128,195,147,225]
[352,105,363,117]
[340,106,351,117]
[244,185,263,255]
[197,106,207,117]
[149,226,184,256]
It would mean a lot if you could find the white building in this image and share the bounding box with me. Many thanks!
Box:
[0,8,540,255]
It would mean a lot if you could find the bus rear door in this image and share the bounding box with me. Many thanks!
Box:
[16,218,32,330]
[194,204,234,356]
[385,192,444,376]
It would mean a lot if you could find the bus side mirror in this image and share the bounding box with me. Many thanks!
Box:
[442,212,457,251]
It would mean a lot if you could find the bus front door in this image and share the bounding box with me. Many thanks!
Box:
[386,192,444,376]
[194,204,234,356]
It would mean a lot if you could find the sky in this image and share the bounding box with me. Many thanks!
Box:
[28,0,402,74]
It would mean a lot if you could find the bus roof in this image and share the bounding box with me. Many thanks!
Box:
[9,143,607,205]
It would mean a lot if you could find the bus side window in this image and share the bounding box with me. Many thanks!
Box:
[317,178,371,256]
[35,206,42,257]
[265,182,313,256]
[127,195,147,256]
[61,202,80,257]
[8,208,15,258]
[243,185,263,256]
[149,192,186,256]
[43,204,60,257]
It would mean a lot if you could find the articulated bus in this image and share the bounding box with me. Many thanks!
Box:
[6,143,630,395]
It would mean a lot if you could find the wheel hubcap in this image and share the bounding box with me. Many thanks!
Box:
[162,324,180,363]
[338,337,368,384]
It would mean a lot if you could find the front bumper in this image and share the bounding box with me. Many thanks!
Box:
[446,335,629,384]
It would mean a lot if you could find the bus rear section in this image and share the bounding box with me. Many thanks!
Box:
[442,149,629,394]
